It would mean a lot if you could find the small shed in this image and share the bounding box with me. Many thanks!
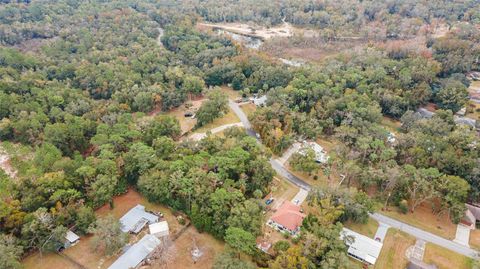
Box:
[149,221,169,238]
[119,205,159,234]
[64,230,80,248]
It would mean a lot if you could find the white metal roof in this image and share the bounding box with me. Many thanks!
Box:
[108,234,161,269]
[119,204,159,233]
[300,141,329,163]
[340,228,383,265]
[149,221,169,235]
[65,230,80,243]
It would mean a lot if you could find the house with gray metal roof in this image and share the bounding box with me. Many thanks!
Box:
[108,234,161,269]
[340,227,383,265]
[119,205,159,234]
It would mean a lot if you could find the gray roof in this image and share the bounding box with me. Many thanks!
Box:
[108,234,161,269]
[119,205,159,233]
[340,228,383,265]
[415,108,434,119]
[65,230,80,243]
[454,116,477,128]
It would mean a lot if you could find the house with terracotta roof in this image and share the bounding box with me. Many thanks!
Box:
[267,201,305,235]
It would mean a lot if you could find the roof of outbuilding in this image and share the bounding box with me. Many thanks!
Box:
[65,230,80,243]
[149,221,169,235]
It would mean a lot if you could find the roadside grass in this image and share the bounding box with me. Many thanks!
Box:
[469,229,480,250]
[374,229,415,269]
[193,108,240,134]
[344,218,379,238]
[424,243,474,269]
[382,204,456,240]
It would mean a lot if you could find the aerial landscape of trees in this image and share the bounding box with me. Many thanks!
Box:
[0,0,479,268]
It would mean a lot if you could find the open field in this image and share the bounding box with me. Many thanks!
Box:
[344,218,379,238]
[23,189,224,269]
[374,229,415,269]
[424,243,474,269]
[382,204,457,240]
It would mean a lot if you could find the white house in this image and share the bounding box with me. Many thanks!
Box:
[340,228,383,265]
[299,141,329,164]
[149,221,169,238]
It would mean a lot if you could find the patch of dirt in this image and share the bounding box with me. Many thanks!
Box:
[0,146,17,179]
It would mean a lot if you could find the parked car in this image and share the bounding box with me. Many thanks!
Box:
[265,198,274,205]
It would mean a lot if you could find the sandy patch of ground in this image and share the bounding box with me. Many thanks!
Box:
[197,22,293,40]
[0,144,18,179]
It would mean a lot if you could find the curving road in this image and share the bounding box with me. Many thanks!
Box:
[228,99,480,259]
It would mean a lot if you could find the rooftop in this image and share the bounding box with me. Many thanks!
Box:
[149,221,169,236]
[108,234,161,269]
[270,201,305,231]
[340,227,383,265]
[119,204,159,233]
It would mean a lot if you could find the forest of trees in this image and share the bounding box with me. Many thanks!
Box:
[0,0,479,268]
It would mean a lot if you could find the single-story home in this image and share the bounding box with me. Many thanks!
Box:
[267,201,305,236]
[120,204,159,234]
[340,228,383,266]
[299,141,329,164]
[149,221,169,238]
[108,234,161,269]
[64,230,80,249]
[251,95,267,107]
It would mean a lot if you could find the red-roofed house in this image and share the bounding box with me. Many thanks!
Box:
[267,201,306,235]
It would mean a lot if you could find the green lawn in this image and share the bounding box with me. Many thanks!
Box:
[424,243,474,269]
[375,229,415,269]
[344,218,379,238]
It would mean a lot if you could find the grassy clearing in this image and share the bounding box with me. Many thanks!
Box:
[219,86,241,99]
[0,141,35,177]
[374,229,415,269]
[344,218,379,238]
[424,243,473,269]
[381,116,401,133]
[382,204,456,240]
[193,108,240,134]
[240,103,257,116]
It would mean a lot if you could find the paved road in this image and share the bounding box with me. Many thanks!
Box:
[229,99,479,259]
[371,213,479,259]
[229,101,311,190]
